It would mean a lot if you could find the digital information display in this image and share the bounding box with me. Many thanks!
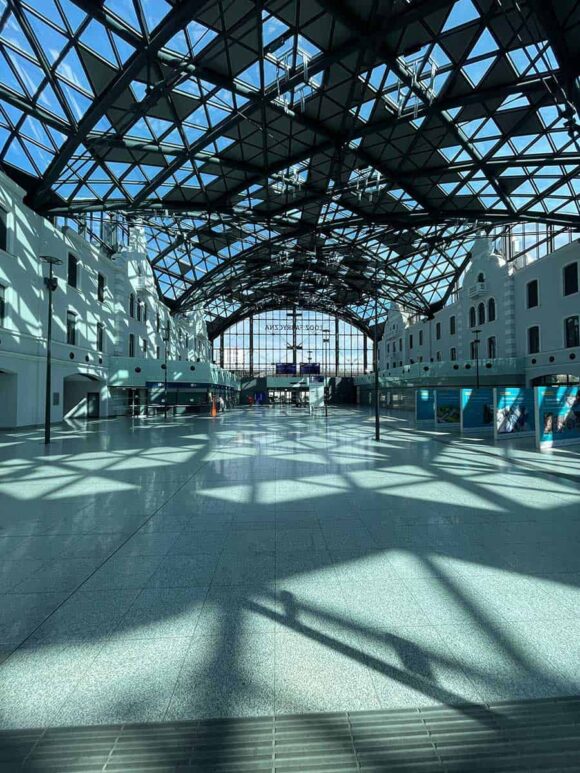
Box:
[300,363,321,375]
[275,363,297,375]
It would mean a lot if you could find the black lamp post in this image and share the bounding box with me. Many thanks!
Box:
[163,329,170,420]
[40,256,63,445]
[473,328,481,389]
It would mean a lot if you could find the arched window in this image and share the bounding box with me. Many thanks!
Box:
[477,271,485,283]
[469,306,476,328]
[487,297,496,322]
[477,302,485,325]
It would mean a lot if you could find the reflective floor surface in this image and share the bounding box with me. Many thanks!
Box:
[0,406,579,729]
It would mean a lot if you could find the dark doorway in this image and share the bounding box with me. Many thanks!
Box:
[87,392,100,419]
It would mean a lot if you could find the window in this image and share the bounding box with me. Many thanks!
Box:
[435,322,441,340]
[528,325,540,354]
[97,273,105,303]
[449,315,456,335]
[143,304,147,324]
[156,345,160,359]
[419,329,423,346]
[409,334,413,349]
[399,338,402,351]
[477,272,485,283]
[142,338,148,355]
[436,351,441,361]
[565,316,579,348]
[477,302,485,326]
[0,208,7,252]
[156,312,160,333]
[0,284,5,327]
[487,336,496,358]
[387,342,390,353]
[137,298,142,322]
[563,262,578,296]
[470,341,477,359]
[66,310,76,345]
[469,306,476,327]
[487,297,496,322]
[129,293,135,317]
[526,279,538,308]
[97,323,104,352]
[67,254,78,288]
[129,333,135,357]
[450,347,457,361]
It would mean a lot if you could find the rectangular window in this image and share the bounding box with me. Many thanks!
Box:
[143,304,147,324]
[0,208,7,252]
[399,338,402,351]
[409,334,413,349]
[142,338,147,355]
[563,262,578,296]
[450,347,457,361]
[526,279,538,308]
[487,336,496,358]
[129,294,135,318]
[0,284,5,327]
[156,345,160,359]
[97,323,104,352]
[436,351,441,361]
[66,310,76,345]
[129,333,135,357]
[419,329,423,346]
[565,315,579,348]
[156,312,160,333]
[67,254,78,288]
[435,322,441,340]
[136,299,142,322]
[387,342,390,353]
[97,273,105,303]
[528,325,540,354]
[470,341,477,359]
[449,316,456,335]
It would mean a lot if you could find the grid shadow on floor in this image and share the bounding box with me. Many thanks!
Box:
[1,695,579,771]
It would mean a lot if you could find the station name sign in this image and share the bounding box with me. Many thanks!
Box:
[265,324,326,332]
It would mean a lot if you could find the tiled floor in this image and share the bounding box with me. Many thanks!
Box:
[0,406,579,729]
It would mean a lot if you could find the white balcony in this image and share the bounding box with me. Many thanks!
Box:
[135,276,155,295]
[468,282,487,298]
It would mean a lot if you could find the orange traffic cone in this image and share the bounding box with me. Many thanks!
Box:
[211,399,217,417]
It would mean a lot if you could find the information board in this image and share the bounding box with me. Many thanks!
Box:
[535,386,580,449]
[276,363,297,375]
[309,383,325,411]
[494,387,535,439]
[415,389,435,423]
[435,389,461,426]
[460,388,494,434]
[300,363,321,375]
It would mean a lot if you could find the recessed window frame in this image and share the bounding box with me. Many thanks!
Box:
[564,315,579,349]
[526,278,539,308]
[563,262,578,297]
[527,324,540,355]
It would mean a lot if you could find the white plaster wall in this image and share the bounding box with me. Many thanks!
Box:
[0,171,233,428]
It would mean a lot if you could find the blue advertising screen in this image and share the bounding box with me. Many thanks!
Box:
[416,389,435,422]
[300,363,320,374]
[275,363,297,374]
[436,389,460,424]
[537,386,580,447]
[461,388,494,431]
[496,388,535,435]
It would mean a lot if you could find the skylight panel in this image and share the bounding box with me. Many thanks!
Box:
[262,10,290,47]
[442,0,479,33]
[468,28,498,60]
[81,20,117,65]
[57,50,93,94]
[25,14,68,64]
[139,0,172,34]
[497,92,530,111]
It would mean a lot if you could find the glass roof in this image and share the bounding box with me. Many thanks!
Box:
[0,0,579,334]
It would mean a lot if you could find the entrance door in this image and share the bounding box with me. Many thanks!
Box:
[87,392,100,419]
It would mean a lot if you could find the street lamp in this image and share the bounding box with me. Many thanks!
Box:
[373,272,381,442]
[40,256,63,445]
[163,327,171,421]
[473,328,481,389]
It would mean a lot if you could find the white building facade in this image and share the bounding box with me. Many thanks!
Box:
[376,235,580,388]
[0,171,236,428]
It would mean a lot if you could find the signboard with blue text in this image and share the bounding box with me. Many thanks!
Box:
[460,388,494,434]
[415,389,435,423]
[494,388,535,440]
[535,386,580,449]
[435,389,461,426]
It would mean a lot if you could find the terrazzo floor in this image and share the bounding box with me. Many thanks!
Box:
[0,406,579,729]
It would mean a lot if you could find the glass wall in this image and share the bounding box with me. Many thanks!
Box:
[213,309,373,377]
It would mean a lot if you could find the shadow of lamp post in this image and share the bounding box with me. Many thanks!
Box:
[163,326,171,421]
[40,255,63,445]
